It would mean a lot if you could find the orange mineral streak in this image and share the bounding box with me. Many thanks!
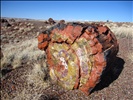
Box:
[46,43,55,69]
[81,32,91,40]
[64,25,83,42]
[96,42,103,52]
[91,46,98,55]
[64,25,74,40]
[79,68,101,95]
[94,53,105,63]
[37,33,50,50]
[38,33,44,43]
[38,33,49,42]
[73,25,83,37]
[89,40,96,47]
[98,26,108,34]
[38,41,48,50]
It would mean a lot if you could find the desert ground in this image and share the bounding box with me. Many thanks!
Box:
[1,17,133,100]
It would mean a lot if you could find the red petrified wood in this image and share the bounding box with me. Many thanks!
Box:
[37,22,119,95]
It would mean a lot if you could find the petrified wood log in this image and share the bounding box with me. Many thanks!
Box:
[37,22,119,95]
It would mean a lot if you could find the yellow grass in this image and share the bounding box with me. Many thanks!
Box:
[105,23,133,38]
[1,32,50,99]
[128,52,133,62]
[1,38,46,69]
[26,62,49,87]
[12,63,50,100]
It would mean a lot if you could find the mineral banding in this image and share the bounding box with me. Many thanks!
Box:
[37,22,119,95]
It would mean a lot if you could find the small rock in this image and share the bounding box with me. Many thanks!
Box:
[1,35,6,39]
[14,26,19,30]
[44,21,49,24]
[48,18,56,25]
[1,20,11,27]
[24,28,31,32]
[14,39,19,43]
[9,18,15,23]
[31,26,35,29]
[27,23,31,26]
[24,22,28,24]
[30,23,34,26]
[39,26,43,29]
[18,27,24,32]
[59,20,65,24]
[19,23,23,26]
[1,18,8,23]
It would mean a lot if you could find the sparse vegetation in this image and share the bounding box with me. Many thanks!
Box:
[1,39,45,69]
[128,52,133,62]
[1,18,133,100]
[12,63,50,100]
[105,22,133,38]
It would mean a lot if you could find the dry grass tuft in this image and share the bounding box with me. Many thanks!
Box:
[12,88,43,100]
[128,52,133,62]
[26,62,49,87]
[12,62,50,100]
[1,39,46,69]
[105,22,133,38]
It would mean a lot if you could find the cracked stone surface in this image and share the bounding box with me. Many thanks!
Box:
[38,22,119,95]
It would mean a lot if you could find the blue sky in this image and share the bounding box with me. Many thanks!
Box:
[1,1,133,22]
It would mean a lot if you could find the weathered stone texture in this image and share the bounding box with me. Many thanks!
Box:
[38,22,119,95]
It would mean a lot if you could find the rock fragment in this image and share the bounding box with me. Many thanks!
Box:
[48,18,56,25]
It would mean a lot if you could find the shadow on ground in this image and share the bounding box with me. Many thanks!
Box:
[91,57,125,94]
